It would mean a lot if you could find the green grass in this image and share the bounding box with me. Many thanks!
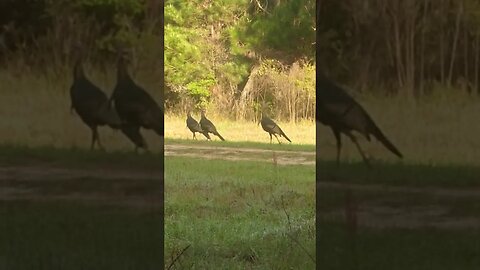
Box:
[318,161,480,188]
[0,146,163,270]
[317,222,480,270]
[165,156,315,269]
[318,161,480,270]
[0,143,163,169]
[0,201,162,270]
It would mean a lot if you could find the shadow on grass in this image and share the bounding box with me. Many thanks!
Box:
[317,160,480,270]
[0,201,163,270]
[317,159,480,188]
[317,221,480,270]
[0,143,164,170]
[0,144,164,269]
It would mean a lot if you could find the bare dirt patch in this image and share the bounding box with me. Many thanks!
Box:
[165,144,315,166]
[318,181,480,198]
[0,163,162,208]
[0,165,160,181]
[319,181,480,229]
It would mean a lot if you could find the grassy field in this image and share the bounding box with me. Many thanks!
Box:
[164,113,315,268]
[165,114,315,146]
[317,94,480,166]
[0,201,162,269]
[316,93,480,269]
[318,220,480,270]
[165,156,315,269]
[4,63,480,269]
[317,161,480,269]
[0,67,163,152]
[0,146,163,270]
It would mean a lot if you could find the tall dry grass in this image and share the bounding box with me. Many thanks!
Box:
[317,91,480,166]
[231,60,315,122]
[0,62,163,152]
[165,113,315,145]
[0,7,163,152]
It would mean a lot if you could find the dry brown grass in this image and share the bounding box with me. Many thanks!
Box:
[0,66,163,152]
[317,93,480,166]
[2,63,478,167]
[165,113,315,145]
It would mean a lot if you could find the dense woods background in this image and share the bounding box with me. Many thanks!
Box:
[165,0,315,121]
[0,0,316,121]
[0,0,162,68]
[2,0,480,118]
[318,0,480,98]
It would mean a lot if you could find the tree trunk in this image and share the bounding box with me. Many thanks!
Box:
[419,0,428,96]
[475,33,479,94]
[448,0,463,86]
[238,65,260,120]
[440,0,445,84]
[463,16,469,93]
[392,5,405,91]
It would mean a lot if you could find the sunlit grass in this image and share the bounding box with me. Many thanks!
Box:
[165,113,315,145]
[317,94,480,166]
[0,68,163,152]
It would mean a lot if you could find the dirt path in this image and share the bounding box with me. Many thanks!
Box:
[0,164,162,207]
[318,181,480,198]
[0,165,160,181]
[165,144,315,166]
[319,181,480,229]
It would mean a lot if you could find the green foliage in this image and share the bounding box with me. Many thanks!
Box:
[218,58,251,86]
[164,25,206,85]
[164,0,315,113]
[230,0,315,59]
[78,0,143,14]
[186,76,216,106]
[2,0,316,118]
[164,0,253,108]
[0,0,163,72]
[294,63,315,94]
[164,24,213,105]
[165,0,247,26]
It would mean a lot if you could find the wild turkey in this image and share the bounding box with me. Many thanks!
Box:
[200,110,225,141]
[260,113,291,144]
[186,112,210,140]
[119,124,148,152]
[110,52,164,149]
[317,72,403,166]
[70,58,146,150]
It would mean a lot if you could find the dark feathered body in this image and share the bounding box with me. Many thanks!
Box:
[70,62,121,130]
[120,124,148,150]
[70,60,148,150]
[200,111,225,141]
[317,73,402,165]
[111,57,164,141]
[186,112,210,140]
[260,114,291,144]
